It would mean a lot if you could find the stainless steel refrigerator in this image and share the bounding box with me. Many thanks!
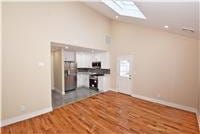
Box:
[64,61,77,92]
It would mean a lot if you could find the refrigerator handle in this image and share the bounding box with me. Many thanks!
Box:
[68,69,70,75]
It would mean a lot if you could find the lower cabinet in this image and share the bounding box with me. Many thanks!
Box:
[98,75,110,91]
[77,73,110,91]
[98,76,103,91]
[77,73,89,88]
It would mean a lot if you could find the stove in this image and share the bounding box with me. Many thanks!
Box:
[89,75,98,91]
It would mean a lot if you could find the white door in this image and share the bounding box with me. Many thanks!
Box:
[117,55,133,95]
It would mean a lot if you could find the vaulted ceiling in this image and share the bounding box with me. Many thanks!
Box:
[85,1,200,39]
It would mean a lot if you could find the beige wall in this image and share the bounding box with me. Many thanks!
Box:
[52,49,64,94]
[198,0,200,118]
[110,21,198,108]
[198,39,200,115]
[0,2,2,121]
[2,2,111,120]
[51,52,54,89]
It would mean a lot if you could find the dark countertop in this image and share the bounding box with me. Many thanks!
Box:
[77,68,110,75]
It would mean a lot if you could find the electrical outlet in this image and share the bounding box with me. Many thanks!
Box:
[20,105,26,112]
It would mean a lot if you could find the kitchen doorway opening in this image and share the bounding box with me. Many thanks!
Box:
[50,42,109,109]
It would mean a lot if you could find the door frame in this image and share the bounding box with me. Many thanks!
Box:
[116,55,134,95]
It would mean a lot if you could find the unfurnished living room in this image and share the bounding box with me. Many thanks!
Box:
[0,0,200,134]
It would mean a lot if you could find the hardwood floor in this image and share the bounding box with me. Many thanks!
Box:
[1,91,199,134]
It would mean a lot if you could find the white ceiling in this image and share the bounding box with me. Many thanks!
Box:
[85,1,200,39]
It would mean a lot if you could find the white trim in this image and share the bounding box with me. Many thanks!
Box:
[197,115,200,130]
[61,48,65,95]
[1,106,52,127]
[107,88,113,91]
[131,93,197,113]
[116,55,135,95]
[62,91,65,95]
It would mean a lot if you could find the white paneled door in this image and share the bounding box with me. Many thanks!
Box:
[117,55,133,95]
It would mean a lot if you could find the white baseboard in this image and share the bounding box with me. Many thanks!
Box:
[197,115,200,130]
[1,106,52,127]
[107,89,116,92]
[131,93,197,113]
[62,91,65,95]
[100,88,112,92]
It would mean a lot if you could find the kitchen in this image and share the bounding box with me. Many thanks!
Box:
[51,42,111,108]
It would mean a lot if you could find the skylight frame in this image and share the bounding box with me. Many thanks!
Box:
[102,0,146,19]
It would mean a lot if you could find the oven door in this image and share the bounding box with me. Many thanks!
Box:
[89,76,98,90]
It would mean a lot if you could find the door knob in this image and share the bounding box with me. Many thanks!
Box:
[129,75,132,79]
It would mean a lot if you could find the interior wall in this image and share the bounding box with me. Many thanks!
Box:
[2,2,111,120]
[52,49,64,94]
[0,2,2,121]
[198,0,200,121]
[199,39,200,115]
[110,21,198,108]
[51,52,54,89]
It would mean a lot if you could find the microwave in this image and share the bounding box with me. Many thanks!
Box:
[92,62,101,69]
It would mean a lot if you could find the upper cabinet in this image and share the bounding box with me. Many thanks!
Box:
[64,51,75,61]
[92,52,110,69]
[76,52,92,68]
[92,53,101,62]
[76,51,110,69]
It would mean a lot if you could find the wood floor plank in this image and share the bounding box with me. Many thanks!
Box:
[1,91,199,134]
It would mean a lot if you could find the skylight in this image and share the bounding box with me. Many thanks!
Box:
[102,0,146,19]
